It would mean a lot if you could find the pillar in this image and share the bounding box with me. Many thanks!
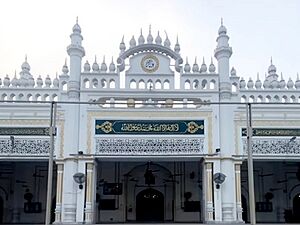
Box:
[235,164,243,222]
[204,162,214,221]
[55,163,64,223]
[84,162,95,223]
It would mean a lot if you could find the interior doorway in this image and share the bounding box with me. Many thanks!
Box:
[293,193,300,222]
[136,188,164,222]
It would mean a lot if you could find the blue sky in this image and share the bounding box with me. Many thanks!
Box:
[0,0,299,82]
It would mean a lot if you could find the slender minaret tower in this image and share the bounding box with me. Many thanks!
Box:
[67,17,85,99]
[60,18,85,224]
[214,19,238,222]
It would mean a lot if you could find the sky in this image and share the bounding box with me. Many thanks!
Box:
[0,0,299,82]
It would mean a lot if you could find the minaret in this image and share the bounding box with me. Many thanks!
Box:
[214,18,232,100]
[60,18,85,224]
[66,17,85,99]
[213,19,237,222]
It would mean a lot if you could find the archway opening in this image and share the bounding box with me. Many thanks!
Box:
[136,188,164,222]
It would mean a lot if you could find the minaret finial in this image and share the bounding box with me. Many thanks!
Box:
[149,24,151,34]
[94,55,97,62]
[257,72,260,80]
[221,18,223,26]
[122,35,124,43]
[281,72,283,80]
[15,70,16,76]
[76,16,78,24]
[176,35,179,44]
[140,28,143,35]
[25,54,27,62]
[164,30,168,38]
[65,58,67,65]
[270,57,273,65]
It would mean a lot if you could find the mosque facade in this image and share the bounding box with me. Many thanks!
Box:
[0,20,300,224]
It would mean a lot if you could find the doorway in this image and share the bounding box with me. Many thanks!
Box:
[136,188,164,222]
[293,193,300,222]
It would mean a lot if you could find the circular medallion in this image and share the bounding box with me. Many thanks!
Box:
[141,54,159,73]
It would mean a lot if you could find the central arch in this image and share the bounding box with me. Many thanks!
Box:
[136,188,164,222]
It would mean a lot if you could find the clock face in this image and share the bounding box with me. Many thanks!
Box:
[141,54,159,73]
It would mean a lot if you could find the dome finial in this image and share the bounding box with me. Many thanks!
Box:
[257,72,260,80]
[149,24,151,34]
[76,16,78,24]
[25,54,27,62]
[271,56,273,65]
[221,17,223,26]
[65,58,67,66]
[94,55,97,62]
[281,72,283,80]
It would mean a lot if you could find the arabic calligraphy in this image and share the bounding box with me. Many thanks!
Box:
[121,123,179,132]
[95,120,205,135]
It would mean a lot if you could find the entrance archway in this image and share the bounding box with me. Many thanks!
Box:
[136,188,164,222]
[293,193,300,222]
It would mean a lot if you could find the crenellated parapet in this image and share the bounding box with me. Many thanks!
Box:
[0,58,69,101]
[180,57,218,91]
[230,60,300,103]
[81,56,120,89]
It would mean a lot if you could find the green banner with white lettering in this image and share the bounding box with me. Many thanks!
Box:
[95,120,204,135]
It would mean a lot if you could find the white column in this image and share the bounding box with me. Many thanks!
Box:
[54,163,64,223]
[85,162,95,223]
[235,163,243,222]
[61,160,78,223]
[204,162,214,222]
[221,159,236,221]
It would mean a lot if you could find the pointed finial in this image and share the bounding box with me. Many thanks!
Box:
[65,58,67,65]
[270,57,273,65]
[25,54,27,62]
[111,56,114,63]
[194,57,197,64]
[140,28,143,35]
[297,73,299,80]
[257,72,260,80]
[56,72,58,78]
[15,70,16,76]
[76,16,78,24]
[186,57,188,63]
[94,55,97,62]
[149,24,151,34]
[122,35,124,43]
[176,35,179,44]
[164,30,168,38]
[211,57,213,64]
[281,72,283,80]
[103,55,105,63]
[202,57,205,64]
[221,18,223,26]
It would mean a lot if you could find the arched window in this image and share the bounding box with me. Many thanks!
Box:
[130,80,137,89]
[163,80,170,89]
[201,79,207,89]
[155,80,162,89]
[209,79,216,89]
[138,80,145,89]
[192,80,199,89]
[109,79,115,88]
[184,80,191,89]
[83,79,90,88]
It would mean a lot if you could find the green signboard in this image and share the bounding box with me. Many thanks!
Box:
[0,127,51,136]
[95,120,204,135]
[241,128,300,137]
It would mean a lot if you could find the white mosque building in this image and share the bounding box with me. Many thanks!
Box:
[0,19,300,224]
